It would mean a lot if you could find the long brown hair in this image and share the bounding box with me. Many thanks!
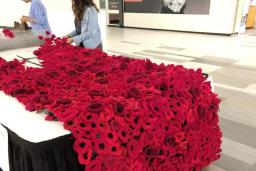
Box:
[72,0,99,23]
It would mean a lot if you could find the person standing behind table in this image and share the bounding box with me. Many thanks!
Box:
[20,0,52,35]
[65,0,103,50]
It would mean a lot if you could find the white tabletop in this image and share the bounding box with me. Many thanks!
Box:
[0,91,70,142]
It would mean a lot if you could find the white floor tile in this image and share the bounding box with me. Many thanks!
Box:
[221,137,256,165]
[244,84,256,94]
[182,61,222,73]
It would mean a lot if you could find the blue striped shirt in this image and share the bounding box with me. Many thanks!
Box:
[29,0,52,33]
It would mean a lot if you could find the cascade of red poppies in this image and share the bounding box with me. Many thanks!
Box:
[1,29,15,38]
[0,35,222,171]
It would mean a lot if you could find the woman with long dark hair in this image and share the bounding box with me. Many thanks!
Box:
[65,0,102,50]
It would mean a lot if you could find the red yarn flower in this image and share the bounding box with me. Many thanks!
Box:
[2,29,15,38]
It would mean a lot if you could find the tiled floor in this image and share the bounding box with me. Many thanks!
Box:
[1,27,256,171]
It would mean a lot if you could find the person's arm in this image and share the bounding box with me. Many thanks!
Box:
[67,30,77,38]
[72,8,97,45]
[20,16,35,24]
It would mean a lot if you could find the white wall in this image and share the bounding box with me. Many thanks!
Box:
[123,0,240,34]
[45,0,74,36]
[0,0,106,37]
[0,0,30,27]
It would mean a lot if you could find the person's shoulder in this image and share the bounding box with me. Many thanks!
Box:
[33,0,42,4]
[33,0,44,6]
[86,6,97,13]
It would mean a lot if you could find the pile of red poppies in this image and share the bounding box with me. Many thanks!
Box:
[2,29,15,38]
[0,35,222,171]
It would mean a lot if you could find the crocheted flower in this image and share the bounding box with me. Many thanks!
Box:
[2,29,15,38]
[87,101,104,113]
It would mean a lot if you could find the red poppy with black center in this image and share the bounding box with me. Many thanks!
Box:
[87,101,104,113]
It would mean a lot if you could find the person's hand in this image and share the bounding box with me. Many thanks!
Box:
[20,16,35,23]
[66,38,74,44]
[20,16,28,23]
